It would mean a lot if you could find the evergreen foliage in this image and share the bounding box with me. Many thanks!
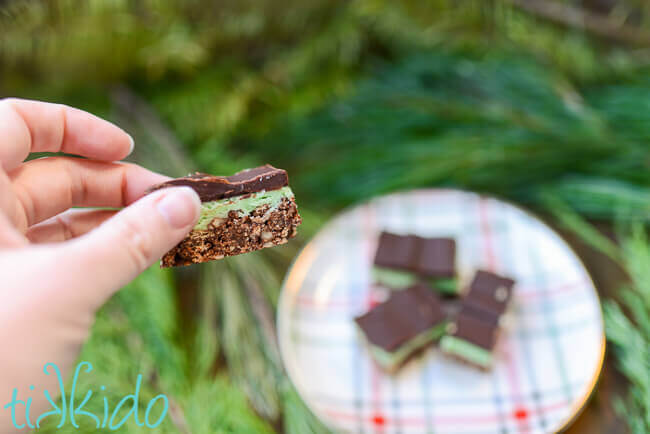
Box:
[1,0,650,432]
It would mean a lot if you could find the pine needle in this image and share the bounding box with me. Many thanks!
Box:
[539,191,621,262]
[210,261,282,422]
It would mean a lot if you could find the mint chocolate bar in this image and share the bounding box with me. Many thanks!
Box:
[440,270,515,369]
[462,270,515,316]
[440,304,498,369]
[373,233,420,288]
[354,284,447,372]
[372,232,457,294]
[148,165,301,267]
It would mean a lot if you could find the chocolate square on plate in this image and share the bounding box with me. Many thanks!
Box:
[372,232,421,289]
[355,284,447,371]
[373,232,420,271]
[463,270,515,316]
[415,237,456,277]
[440,271,516,369]
[440,303,500,369]
[372,232,458,294]
[415,237,457,295]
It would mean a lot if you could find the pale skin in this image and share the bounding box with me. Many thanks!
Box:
[0,98,202,431]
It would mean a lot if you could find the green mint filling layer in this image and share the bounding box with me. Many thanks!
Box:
[367,323,447,369]
[194,186,294,230]
[373,268,457,295]
[440,335,493,368]
[372,267,417,289]
[431,277,458,294]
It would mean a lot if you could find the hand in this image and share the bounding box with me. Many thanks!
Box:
[0,99,201,431]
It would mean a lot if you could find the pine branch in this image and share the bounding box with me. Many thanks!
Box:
[158,386,191,434]
[210,261,283,422]
[192,271,221,380]
[249,51,650,221]
[503,0,650,46]
[110,86,194,177]
[282,386,331,434]
[538,201,650,433]
[540,190,621,261]
[239,265,282,364]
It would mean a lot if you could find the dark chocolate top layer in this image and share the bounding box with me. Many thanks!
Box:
[354,284,445,353]
[452,307,499,350]
[373,231,456,277]
[415,237,456,277]
[147,164,289,202]
[374,232,420,271]
[458,302,499,325]
[464,270,515,316]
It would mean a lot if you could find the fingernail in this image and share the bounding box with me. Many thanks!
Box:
[157,187,201,229]
[126,134,135,156]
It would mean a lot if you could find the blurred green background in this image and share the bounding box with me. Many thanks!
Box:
[2,1,650,433]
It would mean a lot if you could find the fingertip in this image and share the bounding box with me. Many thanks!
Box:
[155,186,201,229]
[126,134,135,156]
[62,105,134,161]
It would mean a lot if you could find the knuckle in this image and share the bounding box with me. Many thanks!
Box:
[55,215,75,240]
[116,215,154,272]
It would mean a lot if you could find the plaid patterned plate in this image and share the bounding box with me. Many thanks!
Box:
[278,190,605,434]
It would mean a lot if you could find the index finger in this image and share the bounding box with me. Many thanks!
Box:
[0,98,134,171]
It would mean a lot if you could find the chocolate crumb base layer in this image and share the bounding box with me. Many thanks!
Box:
[161,196,301,267]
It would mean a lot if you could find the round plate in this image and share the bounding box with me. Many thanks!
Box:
[278,190,605,434]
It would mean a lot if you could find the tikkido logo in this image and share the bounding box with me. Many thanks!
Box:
[3,361,168,430]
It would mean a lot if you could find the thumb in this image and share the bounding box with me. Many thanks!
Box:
[64,186,200,310]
